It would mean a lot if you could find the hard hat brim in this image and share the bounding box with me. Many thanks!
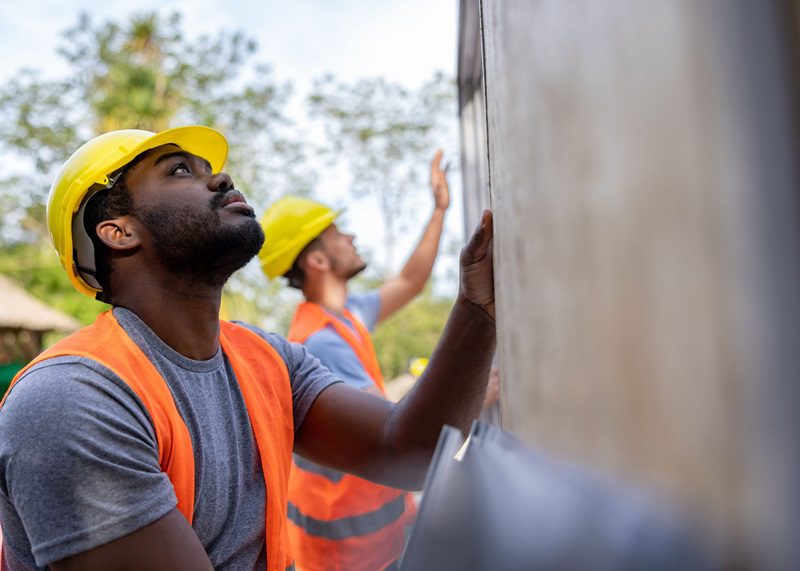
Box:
[127,126,228,174]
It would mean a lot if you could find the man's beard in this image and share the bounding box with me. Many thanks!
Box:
[137,194,265,288]
[346,262,368,280]
[328,253,367,280]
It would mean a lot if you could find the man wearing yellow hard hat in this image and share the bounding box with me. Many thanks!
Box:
[0,126,496,570]
[259,153,450,571]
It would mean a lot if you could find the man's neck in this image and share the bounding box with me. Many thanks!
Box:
[303,275,349,315]
[111,278,223,360]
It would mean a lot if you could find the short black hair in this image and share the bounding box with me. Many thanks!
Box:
[82,182,133,301]
[283,237,324,289]
[81,157,146,301]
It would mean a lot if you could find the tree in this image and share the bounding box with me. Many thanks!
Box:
[308,72,457,274]
[0,12,315,326]
[370,287,453,380]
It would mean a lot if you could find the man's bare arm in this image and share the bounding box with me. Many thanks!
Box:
[377,149,450,323]
[296,211,496,490]
[50,509,212,571]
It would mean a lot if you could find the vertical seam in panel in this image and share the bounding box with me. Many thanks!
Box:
[478,0,493,206]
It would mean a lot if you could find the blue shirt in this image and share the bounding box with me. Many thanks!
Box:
[303,291,382,391]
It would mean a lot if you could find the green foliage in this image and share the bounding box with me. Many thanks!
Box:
[371,289,453,380]
[60,13,187,133]
[308,72,457,273]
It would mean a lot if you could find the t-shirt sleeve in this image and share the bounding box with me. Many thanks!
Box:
[0,357,177,567]
[304,329,376,392]
[346,290,382,332]
[233,324,342,433]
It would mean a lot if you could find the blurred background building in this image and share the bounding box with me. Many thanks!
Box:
[0,275,78,391]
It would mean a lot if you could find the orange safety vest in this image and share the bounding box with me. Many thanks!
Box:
[1,311,295,571]
[287,302,416,571]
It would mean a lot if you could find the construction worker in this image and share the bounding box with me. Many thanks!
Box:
[258,151,451,571]
[0,127,495,570]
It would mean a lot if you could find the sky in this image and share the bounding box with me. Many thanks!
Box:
[0,0,463,291]
[1,0,457,88]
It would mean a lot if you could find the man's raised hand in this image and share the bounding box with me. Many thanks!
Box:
[430,149,451,212]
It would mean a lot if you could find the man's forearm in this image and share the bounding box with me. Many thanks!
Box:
[384,294,496,488]
[398,208,446,287]
[378,208,448,322]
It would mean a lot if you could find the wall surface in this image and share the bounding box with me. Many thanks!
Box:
[475,0,800,567]
[458,0,490,232]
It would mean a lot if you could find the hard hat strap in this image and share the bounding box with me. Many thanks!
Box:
[104,169,126,190]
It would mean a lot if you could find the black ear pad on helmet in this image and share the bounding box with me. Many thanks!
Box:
[71,188,102,291]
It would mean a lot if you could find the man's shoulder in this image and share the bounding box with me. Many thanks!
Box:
[0,355,155,452]
[304,325,349,350]
[229,321,295,363]
[5,355,139,407]
[11,354,128,392]
[346,290,380,312]
[228,320,285,343]
[345,290,382,332]
[303,326,360,367]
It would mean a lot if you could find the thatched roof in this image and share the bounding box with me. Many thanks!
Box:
[0,275,80,332]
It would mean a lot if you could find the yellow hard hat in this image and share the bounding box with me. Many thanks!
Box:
[47,126,228,298]
[258,196,342,279]
[409,357,429,378]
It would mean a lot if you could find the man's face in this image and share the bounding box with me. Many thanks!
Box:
[318,224,367,280]
[122,144,265,287]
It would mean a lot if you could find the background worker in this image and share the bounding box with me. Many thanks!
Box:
[0,127,495,571]
[258,151,450,571]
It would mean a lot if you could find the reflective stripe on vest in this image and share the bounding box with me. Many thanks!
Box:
[3,311,295,571]
[287,495,406,541]
[286,302,416,571]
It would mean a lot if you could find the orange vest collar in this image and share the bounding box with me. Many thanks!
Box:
[287,302,385,392]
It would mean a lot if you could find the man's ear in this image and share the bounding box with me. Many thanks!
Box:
[303,250,330,272]
[95,216,141,251]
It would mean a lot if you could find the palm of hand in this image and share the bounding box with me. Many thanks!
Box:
[430,149,451,211]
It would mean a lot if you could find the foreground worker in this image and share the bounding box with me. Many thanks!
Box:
[259,152,450,570]
[0,127,495,571]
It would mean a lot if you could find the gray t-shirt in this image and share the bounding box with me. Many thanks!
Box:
[0,307,340,570]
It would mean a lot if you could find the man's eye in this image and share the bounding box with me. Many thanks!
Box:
[170,163,190,175]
